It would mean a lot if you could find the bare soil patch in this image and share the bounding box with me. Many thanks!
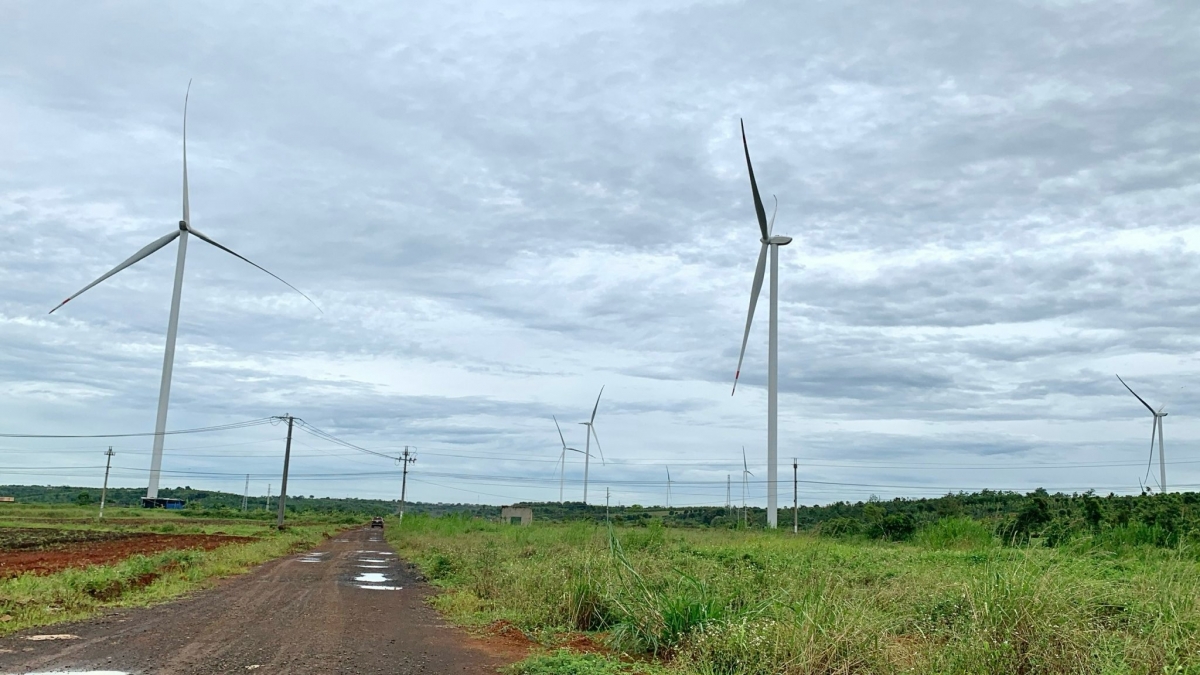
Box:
[0,530,250,577]
[475,619,537,661]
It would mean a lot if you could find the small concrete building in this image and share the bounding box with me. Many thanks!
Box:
[501,506,533,525]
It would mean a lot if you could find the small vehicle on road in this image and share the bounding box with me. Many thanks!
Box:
[370,516,384,529]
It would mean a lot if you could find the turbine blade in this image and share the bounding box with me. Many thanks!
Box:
[49,230,181,314]
[590,386,604,424]
[732,242,768,395]
[1117,374,1157,415]
[182,79,191,225]
[1145,417,1158,486]
[768,195,778,237]
[186,226,323,313]
[553,448,564,475]
[590,426,604,465]
[740,119,770,241]
[553,415,567,449]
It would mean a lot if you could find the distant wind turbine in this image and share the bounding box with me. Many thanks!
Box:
[732,119,792,529]
[552,415,587,504]
[1117,374,1169,492]
[665,465,672,509]
[578,386,606,504]
[48,82,319,502]
[741,446,753,528]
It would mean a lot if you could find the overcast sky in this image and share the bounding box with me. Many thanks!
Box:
[2,0,1200,509]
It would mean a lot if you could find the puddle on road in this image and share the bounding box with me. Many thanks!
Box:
[353,570,403,590]
[26,672,128,675]
[357,564,388,569]
[357,558,387,563]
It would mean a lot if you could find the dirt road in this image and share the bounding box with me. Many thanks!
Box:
[0,528,521,674]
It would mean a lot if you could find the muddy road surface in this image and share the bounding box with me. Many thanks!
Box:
[0,528,519,674]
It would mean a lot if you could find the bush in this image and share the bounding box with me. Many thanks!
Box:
[913,517,995,550]
[503,650,627,675]
[818,517,860,537]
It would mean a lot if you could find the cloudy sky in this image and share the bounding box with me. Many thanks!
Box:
[2,0,1200,509]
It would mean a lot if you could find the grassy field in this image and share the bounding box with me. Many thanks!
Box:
[0,504,347,635]
[389,515,1200,675]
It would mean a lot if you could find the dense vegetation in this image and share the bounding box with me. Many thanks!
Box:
[9,485,1200,551]
[518,489,1200,549]
[0,484,497,519]
[391,514,1200,674]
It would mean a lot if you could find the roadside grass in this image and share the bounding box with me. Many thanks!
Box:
[389,515,1200,674]
[503,649,664,675]
[0,517,345,635]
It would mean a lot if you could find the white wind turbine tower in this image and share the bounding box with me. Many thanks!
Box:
[1117,375,1169,492]
[49,83,319,501]
[732,119,792,529]
[552,416,587,503]
[578,386,606,504]
[665,465,672,508]
[741,446,753,528]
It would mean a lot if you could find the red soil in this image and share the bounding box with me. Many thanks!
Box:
[475,620,536,661]
[557,631,609,655]
[0,533,250,578]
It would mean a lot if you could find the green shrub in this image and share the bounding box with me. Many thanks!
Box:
[503,650,628,675]
[913,517,995,550]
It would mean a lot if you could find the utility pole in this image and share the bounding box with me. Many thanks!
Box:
[605,487,610,523]
[276,415,294,529]
[98,447,114,520]
[242,474,249,511]
[793,458,798,534]
[397,447,416,523]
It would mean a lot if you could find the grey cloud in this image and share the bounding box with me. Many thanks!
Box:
[3,0,1200,504]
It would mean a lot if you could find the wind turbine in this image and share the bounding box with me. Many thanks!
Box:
[665,465,672,509]
[552,416,587,503]
[48,82,319,502]
[741,446,753,528]
[732,119,792,529]
[578,386,606,504]
[1117,374,1168,492]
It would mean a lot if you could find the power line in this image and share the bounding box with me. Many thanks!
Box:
[292,420,401,461]
[0,418,276,439]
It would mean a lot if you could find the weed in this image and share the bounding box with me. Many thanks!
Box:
[503,649,652,675]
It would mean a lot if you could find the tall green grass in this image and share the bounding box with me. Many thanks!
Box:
[390,515,1200,674]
